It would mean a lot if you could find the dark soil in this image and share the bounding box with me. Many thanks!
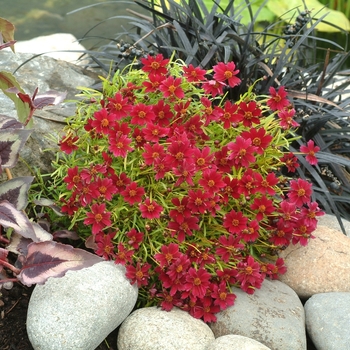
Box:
[0,282,119,350]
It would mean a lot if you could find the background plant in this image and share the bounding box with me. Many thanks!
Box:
[70,0,350,233]
[50,54,324,322]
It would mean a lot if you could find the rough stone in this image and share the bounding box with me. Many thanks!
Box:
[206,334,272,350]
[210,279,306,350]
[0,51,99,178]
[305,292,350,350]
[278,225,350,298]
[27,261,138,350]
[117,306,215,350]
[316,213,350,237]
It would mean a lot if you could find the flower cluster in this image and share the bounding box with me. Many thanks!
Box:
[56,54,323,322]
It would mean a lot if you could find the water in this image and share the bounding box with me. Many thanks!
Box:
[1,0,148,48]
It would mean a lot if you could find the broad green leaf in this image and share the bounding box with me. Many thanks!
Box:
[0,17,15,52]
[265,0,350,32]
[0,72,30,124]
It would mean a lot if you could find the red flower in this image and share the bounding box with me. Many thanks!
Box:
[236,256,263,294]
[93,177,117,201]
[190,297,220,323]
[267,86,290,111]
[159,76,185,99]
[165,139,192,166]
[192,146,214,171]
[64,166,81,190]
[84,203,112,234]
[237,168,258,196]
[142,123,169,142]
[95,232,116,260]
[183,64,206,83]
[173,160,196,186]
[142,74,164,93]
[108,134,133,157]
[113,172,131,192]
[169,197,191,223]
[300,140,320,165]
[152,100,174,126]
[227,136,257,168]
[216,268,238,285]
[213,61,241,88]
[130,103,156,125]
[91,108,117,134]
[154,243,181,268]
[220,100,241,129]
[278,108,299,129]
[280,152,300,173]
[166,254,191,280]
[292,218,316,246]
[223,209,248,235]
[126,228,144,250]
[287,178,313,206]
[221,177,240,203]
[266,258,287,279]
[253,172,279,196]
[300,201,324,226]
[168,215,200,242]
[113,243,135,266]
[212,281,236,310]
[107,92,133,118]
[183,267,212,299]
[141,54,169,76]
[142,142,165,165]
[59,134,79,154]
[125,261,151,287]
[241,127,272,155]
[216,235,244,262]
[200,97,221,125]
[187,189,210,214]
[121,182,145,205]
[238,101,262,127]
[269,218,293,246]
[250,195,275,221]
[202,79,226,97]
[239,219,260,242]
[139,198,163,219]
[198,169,226,195]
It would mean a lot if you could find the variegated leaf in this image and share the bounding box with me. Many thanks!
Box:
[18,241,103,286]
[0,200,35,239]
[0,176,34,210]
[0,128,32,169]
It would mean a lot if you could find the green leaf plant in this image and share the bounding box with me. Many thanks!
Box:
[49,54,324,322]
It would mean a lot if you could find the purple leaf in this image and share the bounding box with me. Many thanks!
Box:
[0,115,23,130]
[18,241,103,286]
[0,128,32,169]
[0,176,34,210]
[0,200,35,239]
[6,232,32,256]
[33,90,67,109]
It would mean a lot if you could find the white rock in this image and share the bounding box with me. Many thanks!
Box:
[27,261,138,350]
[210,279,306,350]
[117,306,215,350]
[7,33,87,63]
[206,334,272,350]
[316,213,350,236]
[278,225,350,298]
[305,292,350,350]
